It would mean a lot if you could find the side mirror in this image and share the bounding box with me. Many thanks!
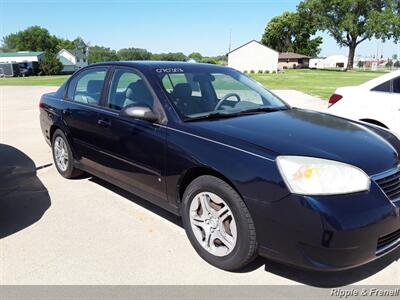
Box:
[120,105,159,123]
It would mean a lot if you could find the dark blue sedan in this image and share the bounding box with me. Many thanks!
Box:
[39,61,400,271]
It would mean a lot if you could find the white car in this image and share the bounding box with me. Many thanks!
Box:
[328,70,400,134]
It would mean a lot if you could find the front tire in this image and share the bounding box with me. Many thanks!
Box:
[52,129,83,179]
[181,175,257,271]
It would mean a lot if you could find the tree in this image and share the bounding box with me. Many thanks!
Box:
[117,48,152,60]
[151,52,187,61]
[393,54,398,60]
[357,60,365,68]
[299,0,400,70]
[56,38,75,51]
[386,59,394,68]
[72,37,88,54]
[39,52,63,75]
[2,26,58,52]
[88,46,118,64]
[200,57,218,64]
[261,11,323,57]
[394,60,400,68]
[188,52,203,61]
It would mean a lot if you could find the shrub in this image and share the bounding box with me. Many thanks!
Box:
[250,70,255,74]
[394,61,400,68]
[272,70,277,74]
[243,70,248,74]
[39,52,63,75]
[264,70,270,74]
[258,70,263,74]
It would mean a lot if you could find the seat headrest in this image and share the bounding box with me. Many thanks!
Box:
[125,82,137,100]
[172,83,192,99]
[87,80,103,94]
[125,80,153,105]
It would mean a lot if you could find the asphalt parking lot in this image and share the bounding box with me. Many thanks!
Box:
[0,86,399,286]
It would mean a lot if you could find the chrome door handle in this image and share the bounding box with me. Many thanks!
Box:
[97,119,111,128]
[62,108,71,116]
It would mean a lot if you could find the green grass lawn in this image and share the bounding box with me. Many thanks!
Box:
[250,69,385,100]
[0,69,386,100]
[0,75,70,86]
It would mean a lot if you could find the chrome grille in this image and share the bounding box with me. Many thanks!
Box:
[376,169,400,202]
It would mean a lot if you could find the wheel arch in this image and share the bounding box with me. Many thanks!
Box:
[177,166,242,208]
[49,124,61,144]
[49,124,79,159]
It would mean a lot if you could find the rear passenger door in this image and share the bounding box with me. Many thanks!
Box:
[93,67,167,203]
[63,67,109,164]
[371,77,400,133]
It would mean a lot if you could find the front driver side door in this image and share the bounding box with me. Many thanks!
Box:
[93,67,167,204]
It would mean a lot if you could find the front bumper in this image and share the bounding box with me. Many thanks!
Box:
[246,182,400,271]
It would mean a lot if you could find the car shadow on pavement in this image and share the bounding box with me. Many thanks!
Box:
[89,177,182,227]
[89,175,399,287]
[0,144,51,239]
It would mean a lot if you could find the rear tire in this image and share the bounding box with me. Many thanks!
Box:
[181,175,257,271]
[52,129,83,179]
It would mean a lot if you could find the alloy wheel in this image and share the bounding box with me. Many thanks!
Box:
[189,192,237,257]
[54,136,69,172]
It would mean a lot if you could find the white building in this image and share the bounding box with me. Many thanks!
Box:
[57,49,88,74]
[228,40,279,73]
[309,58,324,69]
[319,55,348,69]
[0,51,45,63]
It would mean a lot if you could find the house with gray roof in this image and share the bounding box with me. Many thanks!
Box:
[57,48,88,74]
[278,52,310,69]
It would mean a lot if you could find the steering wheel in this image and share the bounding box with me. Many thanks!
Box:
[215,93,241,110]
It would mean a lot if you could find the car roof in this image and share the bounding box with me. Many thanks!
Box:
[359,70,400,89]
[89,61,231,72]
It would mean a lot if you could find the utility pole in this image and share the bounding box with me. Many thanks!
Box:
[228,29,232,53]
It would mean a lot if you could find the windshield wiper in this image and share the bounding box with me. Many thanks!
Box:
[236,106,289,115]
[184,106,289,122]
[185,111,240,122]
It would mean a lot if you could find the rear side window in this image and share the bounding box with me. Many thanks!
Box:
[67,68,107,105]
[372,80,391,93]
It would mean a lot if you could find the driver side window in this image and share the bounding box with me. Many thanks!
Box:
[107,69,154,111]
[211,74,263,105]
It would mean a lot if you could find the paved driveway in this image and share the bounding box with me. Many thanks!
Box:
[0,86,398,285]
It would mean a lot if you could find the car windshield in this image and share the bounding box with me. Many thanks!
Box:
[155,68,288,121]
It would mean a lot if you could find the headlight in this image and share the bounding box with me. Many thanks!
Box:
[277,156,370,195]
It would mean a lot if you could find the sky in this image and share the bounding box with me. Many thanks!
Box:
[1,0,399,58]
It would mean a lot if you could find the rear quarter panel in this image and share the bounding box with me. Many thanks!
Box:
[40,92,73,148]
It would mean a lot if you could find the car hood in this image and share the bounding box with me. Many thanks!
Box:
[186,109,400,175]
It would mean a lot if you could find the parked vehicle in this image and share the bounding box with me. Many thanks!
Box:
[19,66,32,77]
[0,63,21,77]
[40,62,400,271]
[18,62,39,76]
[328,70,400,135]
